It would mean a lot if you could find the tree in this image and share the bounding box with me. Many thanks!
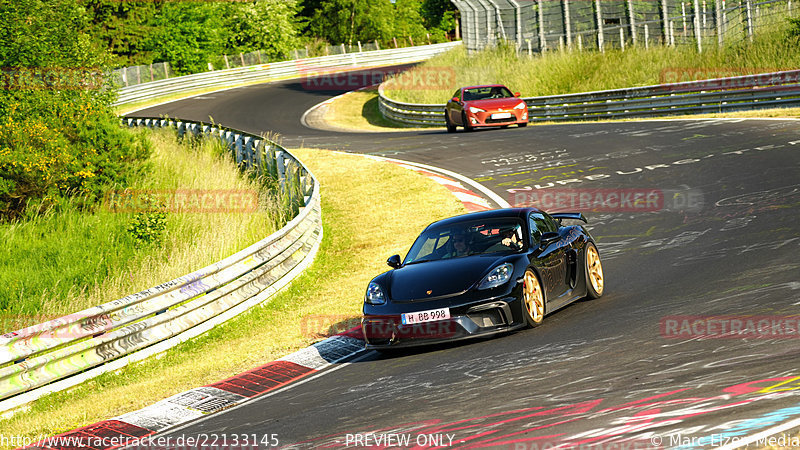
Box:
[393,0,431,43]
[307,0,394,45]
[0,0,149,220]
[225,0,301,61]
[145,2,228,75]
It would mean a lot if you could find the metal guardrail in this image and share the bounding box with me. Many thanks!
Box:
[115,41,462,107]
[378,69,800,126]
[0,118,322,412]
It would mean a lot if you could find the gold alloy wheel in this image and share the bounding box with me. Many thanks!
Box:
[587,245,604,296]
[523,269,544,324]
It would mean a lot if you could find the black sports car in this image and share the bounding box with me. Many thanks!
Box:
[361,208,604,349]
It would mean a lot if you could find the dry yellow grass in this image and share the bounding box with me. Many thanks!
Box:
[0,147,466,445]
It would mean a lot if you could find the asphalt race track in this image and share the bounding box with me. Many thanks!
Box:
[129,79,800,448]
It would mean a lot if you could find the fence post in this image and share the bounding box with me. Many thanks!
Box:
[375,40,380,50]
[341,43,346,53]
[702,0,707,28]
[538,0,546,51]
[620,28,625,50]
[670,20,676,46]
[123,67,129,87]
[224,55,230,69]
[149,62,154,82]
[745,0,754,42]
[595,0,605,52]
[163,62,169,79]
[627,0,637,46]
[136,65,141,85]
[682,2,688,36]
[694,0,702,52]
[393,37,398,48]
[564,0,573,48]
[357,41,362,52]
[578,33,583,51]
[644,23,649,48]
[715,0,723,46]
[526,38,532,56]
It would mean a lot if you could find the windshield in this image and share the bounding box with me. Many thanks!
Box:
[463,86,513,101]
[404,218,525,264]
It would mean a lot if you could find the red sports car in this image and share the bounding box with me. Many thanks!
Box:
[444,85,529,132]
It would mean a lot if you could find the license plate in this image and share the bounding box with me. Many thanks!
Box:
[491,112,512,119]
[401,308,451,325]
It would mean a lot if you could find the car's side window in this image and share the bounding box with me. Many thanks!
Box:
[452,89,461,100]
[529,212,557,243]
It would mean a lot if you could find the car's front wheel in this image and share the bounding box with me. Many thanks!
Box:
[519,122,528,128]
[585,242,604,298]
[462,112,474,132]
[445,113,456,133]
[522,269,545,327]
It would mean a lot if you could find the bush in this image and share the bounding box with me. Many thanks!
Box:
[0,0,151,220]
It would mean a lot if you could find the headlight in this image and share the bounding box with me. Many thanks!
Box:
[478,263,514,290]
[365,282,386,305]
[469,106,485,114]
[514,101,527,110]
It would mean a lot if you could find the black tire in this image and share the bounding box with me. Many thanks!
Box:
[522,268,545,327]
[518,122,528,128]
[584,242,604,299]
[500,125,510,129]
[445,113,456,133]
[462,112,474,132]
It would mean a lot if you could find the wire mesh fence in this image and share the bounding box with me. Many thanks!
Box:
[453,0,798,53]
[111,38,438,88]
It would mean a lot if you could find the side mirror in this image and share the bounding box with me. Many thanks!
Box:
[514,92,521,97]
[452,97,460,103]
[539,232,559,247]
[387,254,402,269]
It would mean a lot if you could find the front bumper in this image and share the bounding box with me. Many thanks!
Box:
[466,109,528,127]
[362,297,523,349]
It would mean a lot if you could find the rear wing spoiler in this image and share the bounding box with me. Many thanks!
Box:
[550,212,587,224]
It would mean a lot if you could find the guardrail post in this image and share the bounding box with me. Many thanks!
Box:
[234,134,244,165]
[276,150,286,195]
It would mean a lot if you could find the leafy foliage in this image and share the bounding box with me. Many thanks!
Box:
[0,0,150,220]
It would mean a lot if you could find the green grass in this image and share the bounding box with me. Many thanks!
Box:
[0,129,281,332]
[320,88,436,131]
[386,13,800,104]
[0,148,466,445]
